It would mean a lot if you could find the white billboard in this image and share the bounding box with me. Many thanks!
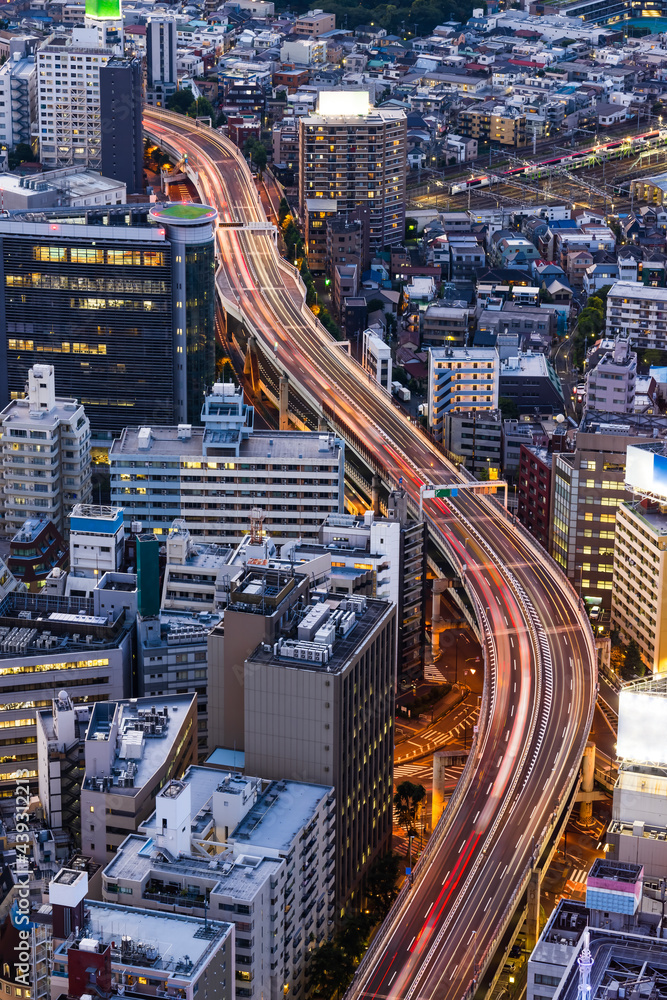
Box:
[617,689,667,763]
[317,91,370,117]
[626,445,667,498]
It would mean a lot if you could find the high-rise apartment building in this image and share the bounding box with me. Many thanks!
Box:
[84,0,123,51]
[145,16,177,106]
[36,29,112,170]
[612,496,667,673]
[0,364,92,536]
[299,91,406,258]
[428,347,499,442]
[606,281,667,349]
[550,411,667,609]
[36,690,88,837]
[99,57,143,194]
[0,203,217,439]
[585,339,637,413]
[109,382,345,544]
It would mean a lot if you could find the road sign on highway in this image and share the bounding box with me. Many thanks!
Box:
[405,867,411,876]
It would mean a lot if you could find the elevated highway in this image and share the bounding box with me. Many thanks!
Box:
[144,109,598,1000]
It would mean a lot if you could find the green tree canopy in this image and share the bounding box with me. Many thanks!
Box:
[393,781,426,837]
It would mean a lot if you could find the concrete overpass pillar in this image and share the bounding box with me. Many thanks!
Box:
[372,474,381,516]
[432,751,448,830]
[526,869,541,954]
[318,415,327,432]
[579,742,596,827]
[279,376,289,431]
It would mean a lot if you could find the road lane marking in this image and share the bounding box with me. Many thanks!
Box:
[442,870,451,885]
[449,966,459,981]
[510,637,514,648]
[408,936,415,950]
[562,726,567,738]
[568,702,571,714]
[424,903,433,918]
[514,682,516,692]
[487,783,492,794]
[458,840,466,854]
[504,615,508,625]
[484,896,492,912]
[467,930,475,943]
[511,705,515,717]
[473,811,480,823]
[570,678,573,689]
[505,730,510,742]
[389,972,397,986]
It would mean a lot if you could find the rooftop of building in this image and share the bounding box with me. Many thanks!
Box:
[139,608,223,650]
[531,897,589,962]
[609,280,667,300]
[149,203,217,225]
[0,205,162,233]
[0,590,130,661]
[53,900,232,977]
[231,777,332,852]
[580,409,667,436]
[71,504,124,535]
[551,923,667,1000]
[0,393,83,427]
[246,592,392,674]
[0,168,124,198]
[84,694,196,793]
[619,499,667,537]
[103,832,281,899]
[10,518,52,544]
[110,426,342,461]
[430,346,497,361]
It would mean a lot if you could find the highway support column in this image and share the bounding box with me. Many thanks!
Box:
[526,869,541,954]
[579,742,596,827]
[372,474,381,516]
[432,751,448,829]
[279,376,289,430]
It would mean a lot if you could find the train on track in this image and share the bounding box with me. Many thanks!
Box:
[449,127,667,194]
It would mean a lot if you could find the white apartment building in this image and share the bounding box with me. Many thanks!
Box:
[606,281,667,350]
[109,382,345,545]
[299,91,407,251]
[101,767,335,1000]
[146,16,177,106]
[66,503,125,598]
[36,29,112,169]
[586,339,637,413]
[362,328,392,391]
[0,44,36,152]
[611,495,667,673]
[280,38,326,64]
[0,364,92,537]
[428,346,499,442]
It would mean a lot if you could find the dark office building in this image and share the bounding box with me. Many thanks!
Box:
[0,203,217,439]
[100,57,143,196]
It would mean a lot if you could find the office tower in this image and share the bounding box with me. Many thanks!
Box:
[0,37,37,153]
[585,339,637,413]
[146,16,177,107]
[99,57,143,194]
[36,30,113,170]
[0,364,92,536]
[211,576,396,908]
[109,382,345,543]
[550,411,667,609]
[428,347,499,442]
[0,586,133,792]
[0,204,217,439]
[80,694,197,863]
[298,91,406,261]
[101,768,335,996]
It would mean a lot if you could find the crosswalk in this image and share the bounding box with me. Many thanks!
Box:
[569,868,588,886]
[424,662,448,683]
[394,763,433,780]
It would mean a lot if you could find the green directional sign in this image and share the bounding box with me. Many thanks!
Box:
[435,487,458,498]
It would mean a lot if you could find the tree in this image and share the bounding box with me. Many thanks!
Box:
[623,639,645,680]
[365,853,401,920]
[8,142,36,170]
[393,781,426,837]
[307,941,354,999]
[498,396,519,419]
[189,96,216,120]
[166,89,195,115]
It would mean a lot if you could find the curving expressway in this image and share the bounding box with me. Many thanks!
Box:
[144,109,598,1000]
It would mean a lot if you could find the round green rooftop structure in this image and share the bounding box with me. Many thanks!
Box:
[150,203,218,224]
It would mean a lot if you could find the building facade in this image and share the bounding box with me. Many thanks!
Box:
[585,339,637,413]
[110,383,345,544]
[606,281,667,349]
[428,347,499,442]
[299,91,406,254]
[0,204,216,439]
[99,57,143,195]
[145,16,177,106]
[0,364,92,536]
